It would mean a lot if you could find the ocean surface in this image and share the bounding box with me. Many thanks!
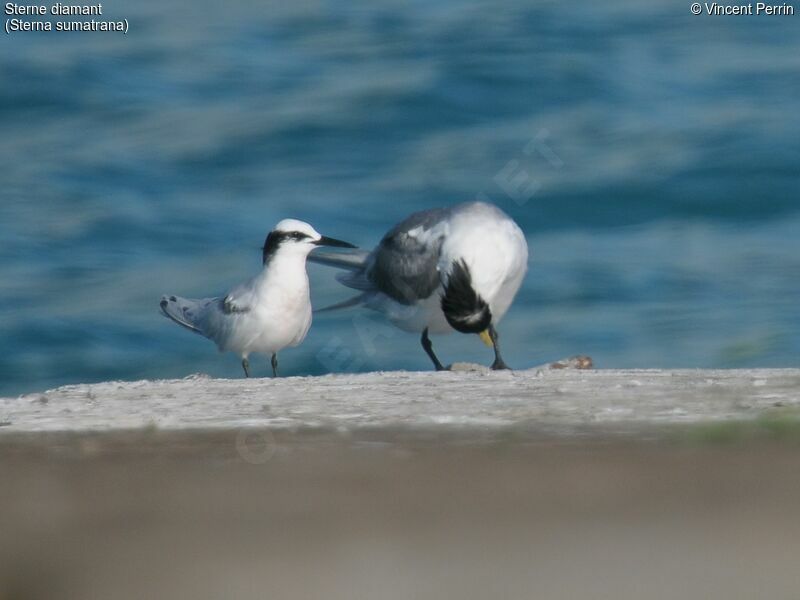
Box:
[1,0,798,396]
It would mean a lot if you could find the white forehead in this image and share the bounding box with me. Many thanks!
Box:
[273,219,320,238]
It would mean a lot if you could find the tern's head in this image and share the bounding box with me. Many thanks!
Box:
[262,219,355,264]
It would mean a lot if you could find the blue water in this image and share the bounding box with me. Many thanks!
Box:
[1,0,799,396]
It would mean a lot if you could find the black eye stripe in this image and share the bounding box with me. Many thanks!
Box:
[263,230,312,264]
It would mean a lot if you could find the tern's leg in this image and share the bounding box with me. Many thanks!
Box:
[271,353,278,378]
[488,325,510,370]
[241,357,251,378]
[420,328,446,371]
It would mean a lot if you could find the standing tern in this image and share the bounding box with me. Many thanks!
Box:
[160,219,355,377]
[310,201,528,370]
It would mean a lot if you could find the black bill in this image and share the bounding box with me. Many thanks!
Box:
[315,236,357,248]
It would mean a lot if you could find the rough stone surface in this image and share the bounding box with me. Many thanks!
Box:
[2,368,798,435]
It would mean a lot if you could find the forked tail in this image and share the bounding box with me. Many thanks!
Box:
[159,295,207,335]
[309,247,372,313]
[308,248,369,271]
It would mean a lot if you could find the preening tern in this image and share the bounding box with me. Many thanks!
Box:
[160,219,355,377]
[310,201,528,370]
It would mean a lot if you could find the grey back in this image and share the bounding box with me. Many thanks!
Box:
[364,206,451,304]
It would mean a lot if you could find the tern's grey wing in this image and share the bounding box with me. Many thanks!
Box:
[365,207,450,304]
[221,279,258,315]
[222,294,250,314]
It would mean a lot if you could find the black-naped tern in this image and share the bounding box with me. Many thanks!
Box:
[160,219,355,377]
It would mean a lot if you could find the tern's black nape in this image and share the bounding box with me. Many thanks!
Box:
[262,231,354,264]
[440,259,492,334]
[261,230,313,264]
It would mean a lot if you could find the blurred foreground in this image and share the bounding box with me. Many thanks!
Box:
[2,429,800,600]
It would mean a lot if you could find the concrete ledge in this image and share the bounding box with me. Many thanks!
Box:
[2,368,799,435]
[2,370,800,600]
